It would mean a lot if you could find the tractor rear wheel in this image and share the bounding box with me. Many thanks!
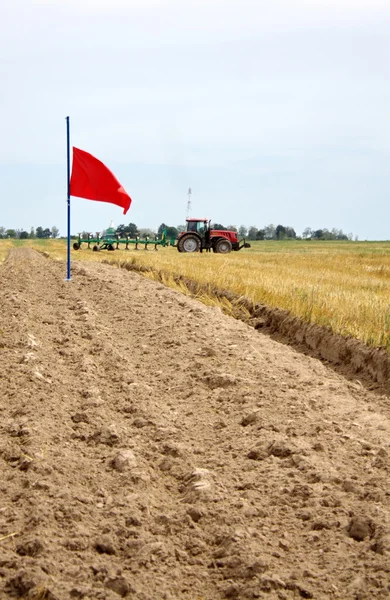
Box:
[178,234,201,253]
[214,238,232,254]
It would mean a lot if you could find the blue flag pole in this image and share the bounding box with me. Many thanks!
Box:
[65,116,71,280]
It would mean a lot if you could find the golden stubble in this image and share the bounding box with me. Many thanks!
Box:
[2,238,389,349]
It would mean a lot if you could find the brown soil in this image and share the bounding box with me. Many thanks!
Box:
[112,261,390,394]
[0,248,389,600]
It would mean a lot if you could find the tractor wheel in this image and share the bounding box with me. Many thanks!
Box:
[92,245,100,252]
[215,238,232,254]
[177,234,201,253]
[73,242,80,250]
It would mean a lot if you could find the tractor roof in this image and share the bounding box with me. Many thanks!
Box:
[185,218,208,222]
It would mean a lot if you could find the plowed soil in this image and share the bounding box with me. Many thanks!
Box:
[0,248,389,600]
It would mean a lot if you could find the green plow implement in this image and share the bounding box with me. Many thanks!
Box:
[73,227,176,252]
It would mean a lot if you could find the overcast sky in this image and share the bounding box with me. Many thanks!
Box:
[0,0,389,239]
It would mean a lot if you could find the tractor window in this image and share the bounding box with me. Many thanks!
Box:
[187,221,206,233]
[187,221,197,232]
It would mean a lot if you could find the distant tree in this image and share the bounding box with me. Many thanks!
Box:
[117,223,139,237]
[139,228,156,238]
[30,227,35,238]
[176,225,186,233]
[36,226,44,238]
[238,225,248,238]
[42,228,51,238]
[126,223,139,238]
[0,226,5,239]
[302,227,312,239]
[275,224,298,240]
[157,223,178,238]
[51,226,59,239]
[226,225,238,232]
[334,228,348,240]
[275,225,286,240]
[311,228,344,240]
[211,223,226,230]
[256,229,265,240]
[285,227,296,239]
[157,223,168,236]
[263,224,276,240]
[247,226,258,240]
[165,226,179,238]
[19,231,29,239]
[116,224,126,235]
[6,229,16,238]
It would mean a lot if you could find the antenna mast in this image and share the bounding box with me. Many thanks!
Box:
[186,187,192,217]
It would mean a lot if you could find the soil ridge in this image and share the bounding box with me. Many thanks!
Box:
[113,259,390,394]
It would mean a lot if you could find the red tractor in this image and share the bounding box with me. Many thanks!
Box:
[177,219,251,253]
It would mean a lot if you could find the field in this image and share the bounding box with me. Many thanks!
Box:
[1,246,390,599]
[1,238,389,349]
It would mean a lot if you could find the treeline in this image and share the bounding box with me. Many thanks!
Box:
[218,224,297,240]
[301,227,353,241]
[222,224,354,241]
[78,223,176,240]
[113,223,181,239]
[1,222,355,242]
[0,226,59,239]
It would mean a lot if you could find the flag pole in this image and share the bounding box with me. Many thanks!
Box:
[65,116,71,280]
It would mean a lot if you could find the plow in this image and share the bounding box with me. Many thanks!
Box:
[73,228,175,252]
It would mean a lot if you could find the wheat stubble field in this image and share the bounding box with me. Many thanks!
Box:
[2,239,389,349]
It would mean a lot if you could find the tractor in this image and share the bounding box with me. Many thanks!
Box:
[177,219,251,253]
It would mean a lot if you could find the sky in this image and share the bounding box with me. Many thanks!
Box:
[0,0,389,239]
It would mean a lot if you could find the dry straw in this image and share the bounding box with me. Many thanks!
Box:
[1,238,389,350]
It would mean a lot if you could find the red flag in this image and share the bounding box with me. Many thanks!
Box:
[70,147,132,215]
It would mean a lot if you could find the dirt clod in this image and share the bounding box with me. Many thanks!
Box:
[16,538,44,557]
[95,536,117,555]
[240,412,259,426]
[105,576,134,597]
[347,516,375,541]
[110,449,137,472]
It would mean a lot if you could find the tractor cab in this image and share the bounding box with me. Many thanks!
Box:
[186,218,209,235]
